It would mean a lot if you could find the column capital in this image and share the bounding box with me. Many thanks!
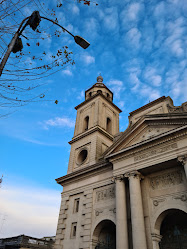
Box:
[125,170,144,180]
[112,175,124,183]
[151,233,162,242]
[177,154,187,165]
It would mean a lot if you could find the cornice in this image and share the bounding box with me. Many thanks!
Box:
[106,125,187,161]
[129,96,169,116]
[56,160,112,185]
[61,178,114,197]
[74,92,122,113]
[69,125,114,144]
[85,83,113,95]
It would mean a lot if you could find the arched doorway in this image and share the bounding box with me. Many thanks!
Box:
[92,220,116,249]
[159,210,187,249]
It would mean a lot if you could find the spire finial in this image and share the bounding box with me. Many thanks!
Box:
[97,75,103,83]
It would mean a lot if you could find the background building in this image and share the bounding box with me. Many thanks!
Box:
[0,235,55,249]
[55,76,187,249]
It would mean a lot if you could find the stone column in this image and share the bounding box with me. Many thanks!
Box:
[151,233,162,249]
[114,175,129,249]
[178,154,187,178]
[126,171,147,249]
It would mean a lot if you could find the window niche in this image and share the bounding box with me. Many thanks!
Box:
[83,116,89,131]
[73,199,80,213]
[71,223,77,238]
[106,117,112,133]
[77,149,88,165]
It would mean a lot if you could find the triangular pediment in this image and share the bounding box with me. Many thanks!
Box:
[104,113,187,157]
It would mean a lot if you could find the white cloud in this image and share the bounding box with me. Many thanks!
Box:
[118,101,125,109]
[103,7,119,32]
[77,90,84,100]
[129,73,141,91]
[84,18,99,39]
[164,17,185,57]
[120,3,144,29]
[128,3,142,21]
[144,67,162,87]
[151,75,162,87]
[171,39,183,57]
[62,69,73,76]
[126,28,141,48]
[0,185,60,238]
[108,80,123,87]
[154,2,166,18]
[140,85,161,101]
[71,4,80,15]
[81,54,95,65]
[108,80,125,99]
[43,117,75,129]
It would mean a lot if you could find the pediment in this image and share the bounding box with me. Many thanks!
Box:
[104,113,187,157]
[116,124,178,151]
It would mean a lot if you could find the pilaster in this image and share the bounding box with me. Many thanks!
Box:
[125,171,147,249]
[178,154,187,178]
[151,233,162,249]
[113,175,128,249]
[79,189,93,249]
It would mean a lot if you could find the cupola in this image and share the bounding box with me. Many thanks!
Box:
[85,75,113,102]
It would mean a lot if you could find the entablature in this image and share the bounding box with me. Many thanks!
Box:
[56,160,112,186]
[106,125,187,173]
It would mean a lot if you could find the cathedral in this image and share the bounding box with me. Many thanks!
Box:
[54,76,187,249]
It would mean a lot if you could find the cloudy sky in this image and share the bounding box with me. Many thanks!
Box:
[0,0,187,239]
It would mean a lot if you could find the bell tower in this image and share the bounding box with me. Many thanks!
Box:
[67,76,122,174]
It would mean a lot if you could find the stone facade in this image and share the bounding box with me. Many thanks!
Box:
[55,76,187,249]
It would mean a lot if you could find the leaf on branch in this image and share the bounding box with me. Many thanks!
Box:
[55,100,58,104]
[57,3,62,7]
[84,1,90,5]
[26,43,30,46]
[36,42,40,46]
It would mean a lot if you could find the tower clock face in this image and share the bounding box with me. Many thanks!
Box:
[77,148,88,165]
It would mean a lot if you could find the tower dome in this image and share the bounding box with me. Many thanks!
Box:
[97,75,103,83]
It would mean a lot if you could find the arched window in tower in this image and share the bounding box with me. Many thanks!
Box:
[97,90,102,94]
[106,93,110,98]
[106,117,112,133]
[83,116,89,131]
[89,92,92,97]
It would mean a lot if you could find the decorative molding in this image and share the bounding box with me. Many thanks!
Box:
[177,154,187,165]
[111,175,124,183]
[153,199,165,206]
[96,186,115,202]
[69,125,114,144]
[151,233,162,242]
[109,207,116,213]
[125,170,144,180]
[174,194,187,202]
[150,170,183,190]
[134,143,177,162]
[167,102,187,113]
[106,125,187,162]
[95,210,103,216]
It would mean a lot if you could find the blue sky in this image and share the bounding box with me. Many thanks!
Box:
[0,0,187,238]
